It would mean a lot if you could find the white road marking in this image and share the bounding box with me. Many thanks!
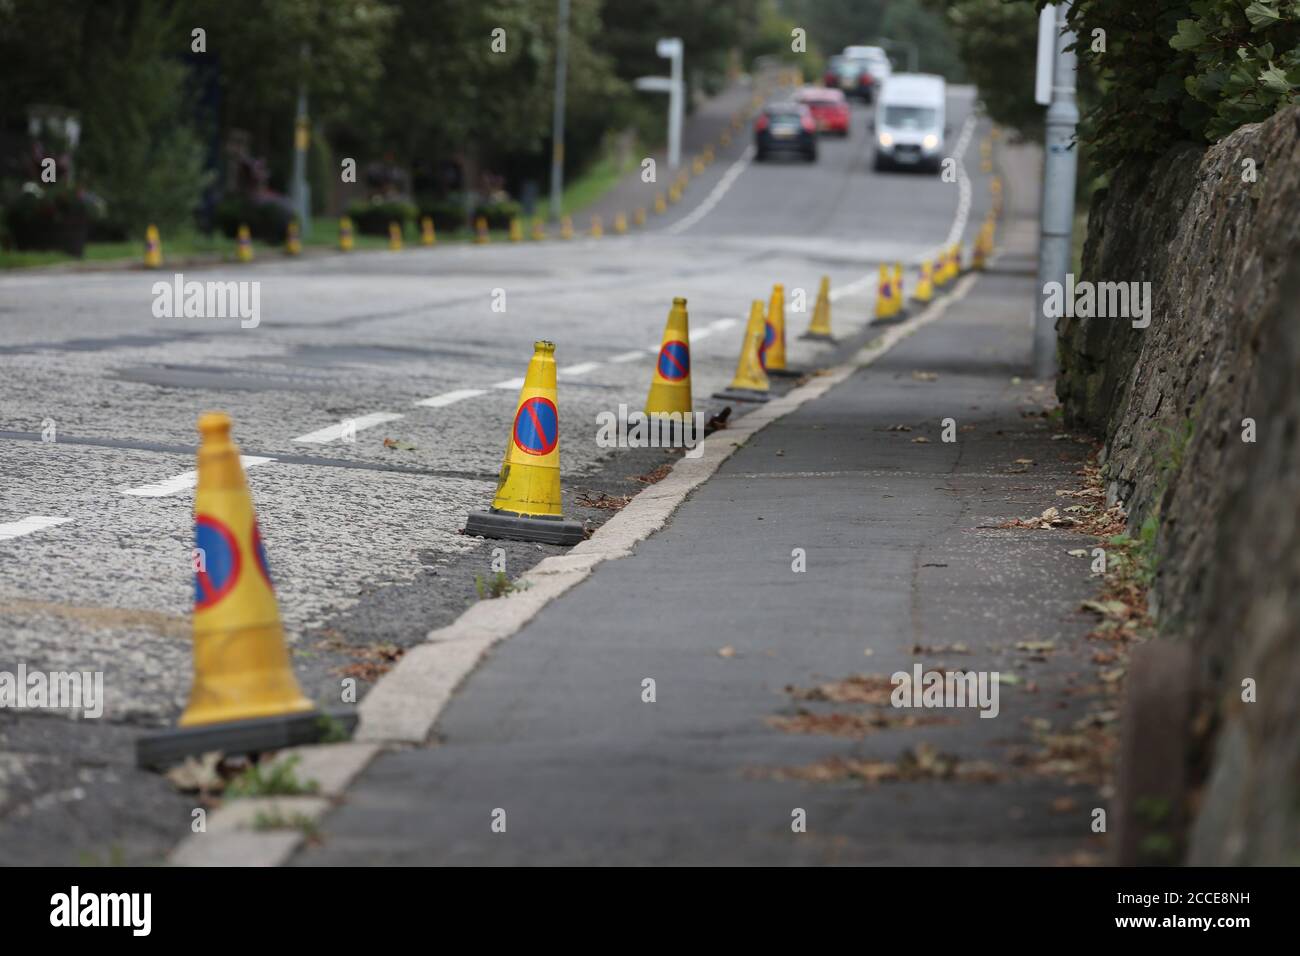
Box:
[609,350,648,364]
[559,362,602,377]
[415,388,487,408]
[667,145,755,235]
[492,377,525,390]
[122,456,276,497]
[0,515,73,540]
[292,412,403,444]
[942,114,979,251]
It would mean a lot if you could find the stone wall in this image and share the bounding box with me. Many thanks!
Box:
[1057,107,1300,864]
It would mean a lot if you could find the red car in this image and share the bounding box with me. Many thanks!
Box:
[797,87,851,137]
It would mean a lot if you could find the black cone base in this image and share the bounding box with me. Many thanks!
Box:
[767,367,806,378]
[799,332,835,341]
[712,388,770,403]
[464,508,584,546]
[136,709,357,770]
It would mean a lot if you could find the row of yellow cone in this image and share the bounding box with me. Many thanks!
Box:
[871,214,1000,322]
[141,73,796,270]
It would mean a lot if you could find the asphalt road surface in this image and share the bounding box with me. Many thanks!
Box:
[0,85,995,864]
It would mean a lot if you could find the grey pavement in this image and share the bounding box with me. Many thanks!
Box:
[296,142,1117,866]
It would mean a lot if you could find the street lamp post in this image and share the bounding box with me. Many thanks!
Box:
[1033,2,1079,380]
[549,0,571,222]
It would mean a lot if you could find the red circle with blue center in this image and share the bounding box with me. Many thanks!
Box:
[760,322,776,369]
[657,340,690,381]
[513,396,559,456]
[194,516,241,609]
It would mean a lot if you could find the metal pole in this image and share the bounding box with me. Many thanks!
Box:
[290,43,312,238]
[667,44,682,170]
[1033,2,1078,380]
[549,0,570,222]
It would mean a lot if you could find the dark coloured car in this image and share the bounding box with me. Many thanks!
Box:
[754,103,817,162]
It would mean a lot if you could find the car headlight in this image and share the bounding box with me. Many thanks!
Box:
[922,134,939,150]
[878,132,893,148]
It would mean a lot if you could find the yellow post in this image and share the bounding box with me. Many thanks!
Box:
[388,221,403,251]
[421,216,437,246]
[338,216,354,252]
[144,225,163,268]
[236,225,254,263]
[285,221,301,256]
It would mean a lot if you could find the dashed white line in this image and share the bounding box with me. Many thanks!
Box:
[292,412,403,444]
[492,377,525,390]
[122,456,276,497]
[609,350,648,364]
[559,362,602,377]
[415,388,488,408]
[0,515,73,540]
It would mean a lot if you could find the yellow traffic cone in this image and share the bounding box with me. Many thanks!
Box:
[720,129,732,147]
[951,243,963,277]
[474,216,490,244]
[973,232,987,271]
[613,212,628,235]
[873,264,898,321]
[646,297,693,416]
[654,193,667,215]
[509,217,524,242]
[338,216,354,252]
[464,342,584,545]
[136,413,338,768]
[892,263,907,318]
[934,248,950,288]
[236,224,254,263]
[713,300,771,403]
[801,275,834,341]
[560,215,574,240]
[285,221,301,256]
[421,216,437,246]
[765,283,801,377]
[531,217,546,241]
[692,155,705,176]
[590,215,603,238]
[669,183,682,204]
[633,207,647,227]
[388,221,403,251]
[913,260,935,305]
[144,225,162,268]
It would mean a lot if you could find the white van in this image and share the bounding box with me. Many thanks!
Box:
[871,74,947,173]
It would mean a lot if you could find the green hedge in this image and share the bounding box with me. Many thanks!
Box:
[347,198,417,236]
[214,195,296,243]
[1063,0,1298,170]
